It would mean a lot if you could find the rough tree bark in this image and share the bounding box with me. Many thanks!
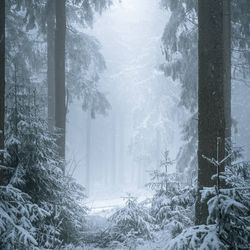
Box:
[196,0,231,225]
[47,0,55,132]
[55,0,66,168]
[0,0,5,169]
[223,0,231,141]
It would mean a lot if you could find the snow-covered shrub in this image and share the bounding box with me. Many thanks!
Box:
[167,187,249,249]
[148,151,195,237]
[0,184,48,249]
[166,224,226,250]
[205,189,249,249]
[210,156,250,248]
[58,176,88,245]
[202,146,250,249]
[98,196,155,247]
[166,145,250,249]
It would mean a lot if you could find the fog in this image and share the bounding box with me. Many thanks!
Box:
[66,0,250,202]
[66,0,182,200]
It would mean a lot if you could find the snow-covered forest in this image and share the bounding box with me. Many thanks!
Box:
[0,0,250,249]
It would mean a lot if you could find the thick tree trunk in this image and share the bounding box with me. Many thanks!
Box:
[0,0,5,186]
[55,0,66,168]
[0,0,5,167]
[196,0,230,225]
[223,0,231,142]
[47,0,55,132]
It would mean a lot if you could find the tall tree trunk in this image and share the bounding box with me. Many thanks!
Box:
[196,0,230,225]
[0,0,5,186]
[0,0,5,167]
[85,110,91,195]
[156,129,161,170]
[111,116,116,186]
[55,0,66,168]
[118,115,124,188]
[47,0,55,132]
[223,0,231,142]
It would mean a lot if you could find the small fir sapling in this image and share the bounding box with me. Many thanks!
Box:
[166,138,250,250]
[98,195,155,247]
[201,139,250,249]
[147,151,195,237]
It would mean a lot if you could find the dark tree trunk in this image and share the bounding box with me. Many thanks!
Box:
[0,0,5,168]
[196,0,231,225]
[47,0,55,132]
[223,0,231,142]
[0,0,5,186]
[55,0,66,168]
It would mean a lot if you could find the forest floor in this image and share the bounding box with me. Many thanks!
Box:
[86,190,152,215]
[63,191,171,250]
[62,231,171,250]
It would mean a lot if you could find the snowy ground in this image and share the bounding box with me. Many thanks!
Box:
[67,190,170,250]
[86,189,153,216]
[63,230,171,250]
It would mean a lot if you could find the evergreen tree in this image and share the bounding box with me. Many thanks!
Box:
[4,0,112,171]
[2,67,88,247]
[161,0,250,182]
[99,196,155,248]
[166,144,250,250]
[47,0,111,132]
[161,0,198,182]
[147,151,195,237]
